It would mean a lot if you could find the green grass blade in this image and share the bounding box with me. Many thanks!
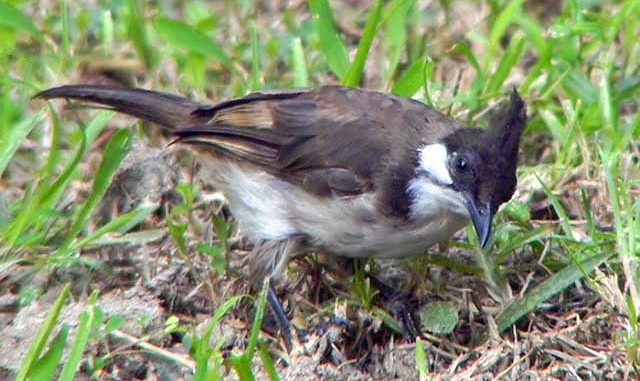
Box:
[61,0,70,56]
[472,234,509,301]
[59,128,132,251]
[4,111,112,247]
[100,9,114,55]
[629,195,639,258]
[391,57,427,97]
[250,23,261,91]
[535,174,574,240]
[258,341,280,381]
[58,291,99,381]
[89,229,165,247]
[483,0,525,70]
[232,357,254,381]
[0,76,11,141]
[599,48,620,149]
[246,278,269,357]
[341,0,383,87]
[15,284,70,381]
[539,109,568,146]
[484,31,525,96]
[415,338,428,381]
[605,0,640,43]
[452,41,481,76]
[154,17,232,67]
[77,110,114,144]
[69,204,158,251]
[496,225,551,264]
[291,37,309,87]
[192,352,211,381]
[380,0,416,25]
[229,279,269,380]
[40,105,62,183]
[2,129,83,247]
[26,324,69,381]
[125,0,154,68]
[382,0,415,82]
[308,0,349,79]
[35,110,113,216]
[580,189,597,240]
[563,70,599,104]
[0,110,44,178]
[516,16,550,93]
[0,1,42,40]
[423,253,482,276]
[601,150,627,255]
[193,294,248,381]
[372,307,403,334]
[494,252,609,333]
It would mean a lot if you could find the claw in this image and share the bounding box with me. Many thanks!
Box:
[368,275,421,341]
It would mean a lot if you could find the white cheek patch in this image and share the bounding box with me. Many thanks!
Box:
[406,178,468,221]
[417,144,453,185]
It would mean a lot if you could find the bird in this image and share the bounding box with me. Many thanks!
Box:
[36,84,526,340]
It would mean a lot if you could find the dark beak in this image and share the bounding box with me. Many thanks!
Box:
[463,193,492,248]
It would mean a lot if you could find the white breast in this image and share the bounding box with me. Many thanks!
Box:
[211,162,469,259]
[212,163,298,240]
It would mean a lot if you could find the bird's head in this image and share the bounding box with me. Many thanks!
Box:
[408,89,527,247]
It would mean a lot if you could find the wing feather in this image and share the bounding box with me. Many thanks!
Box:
[37,84,462,207]
[175,86,448,197]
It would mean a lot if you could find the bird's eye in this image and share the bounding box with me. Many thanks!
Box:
[456,157,468,172]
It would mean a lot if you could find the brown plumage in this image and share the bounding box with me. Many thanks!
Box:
[36,85,526,282]
[37,86,459,200]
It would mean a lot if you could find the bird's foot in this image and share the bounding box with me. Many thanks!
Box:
[368,275,420,341]
[267,285,295,351]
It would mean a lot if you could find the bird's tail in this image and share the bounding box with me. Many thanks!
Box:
[35,85,208,130]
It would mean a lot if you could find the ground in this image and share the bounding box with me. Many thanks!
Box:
[1,0,639,380]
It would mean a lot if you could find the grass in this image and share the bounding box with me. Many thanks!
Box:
[0,0,639,379]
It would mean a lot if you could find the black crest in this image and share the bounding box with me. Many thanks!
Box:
[490,88,527,207]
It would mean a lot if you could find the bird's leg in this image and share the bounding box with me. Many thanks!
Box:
[248,237,304,350]
[367,273,420,341]
[267,284,293,350]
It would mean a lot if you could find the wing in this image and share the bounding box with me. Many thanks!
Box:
[175,86,456,197]
[175,86,451,196]
[36,85,458,198]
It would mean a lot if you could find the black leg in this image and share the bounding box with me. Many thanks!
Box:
[267,285,293,350]
[368,274,419,341]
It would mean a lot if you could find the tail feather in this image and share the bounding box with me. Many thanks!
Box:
[35,85,208,130]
